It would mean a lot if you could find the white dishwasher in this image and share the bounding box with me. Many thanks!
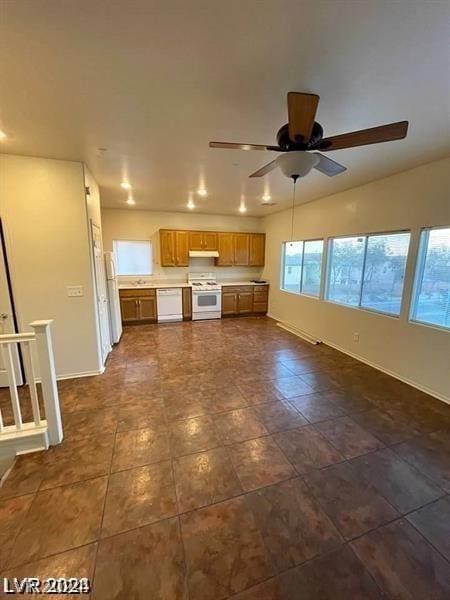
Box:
[156,288,183,322]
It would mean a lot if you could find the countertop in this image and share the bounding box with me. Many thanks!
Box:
[119,281,269,290]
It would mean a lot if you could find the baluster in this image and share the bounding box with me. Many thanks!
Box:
[21,341,41,426]
[1,342,23,430]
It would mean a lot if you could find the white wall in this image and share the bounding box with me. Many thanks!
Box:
[101,208,265,282]
[262,157,450,402]
[0,154,102,378]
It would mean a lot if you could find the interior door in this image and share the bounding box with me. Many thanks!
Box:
[0,223,22,387]
[91,222,111,365]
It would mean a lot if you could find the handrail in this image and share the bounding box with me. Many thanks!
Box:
[0,332,36,343]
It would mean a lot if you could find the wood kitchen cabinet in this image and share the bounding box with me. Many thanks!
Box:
[160,228,265,267]
[189,231,218,251]
[216,233,235,266]
[182,287,192,320]
[233,234,250,266]
[221,290,238,315]
[221,285,268,316]
[160,230,189,266]
[119,289,157,323]
[249,233,265,266]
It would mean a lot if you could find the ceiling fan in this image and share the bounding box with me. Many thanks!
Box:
[210,92,408,180]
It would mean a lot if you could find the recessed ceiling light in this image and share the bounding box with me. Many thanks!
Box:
[121,181,132,190]
[126,197,135,205]
[197,188,207,197]
[187,200,195,210]
[242,145,251,151]
[0,130,7,141]
[262,194,271,202]
[239,204,247,213]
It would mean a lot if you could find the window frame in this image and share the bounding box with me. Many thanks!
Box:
[409,225,450,332]
[324,229,411,317]
[113,239,153,276]
[280,238,324,298]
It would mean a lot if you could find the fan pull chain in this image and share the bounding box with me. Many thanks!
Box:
[290,176,298,243]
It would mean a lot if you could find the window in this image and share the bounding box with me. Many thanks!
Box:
[113,240,153,275]
[410,227,450,329]
[281,240,324,296]
[361,232,410,315]
[326,231,411,316]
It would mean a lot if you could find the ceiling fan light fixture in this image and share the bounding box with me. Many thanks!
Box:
[278,152,320,179]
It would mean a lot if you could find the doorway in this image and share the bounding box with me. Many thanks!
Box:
[0,220,23,387]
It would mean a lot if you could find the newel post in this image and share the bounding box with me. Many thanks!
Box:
[30,320,63,445]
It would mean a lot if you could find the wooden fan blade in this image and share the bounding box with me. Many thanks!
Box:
[287,92,320,144]
[313,153,347,176]
[249,158,280,178]
[315,121,409,151]
[209,141,281,151]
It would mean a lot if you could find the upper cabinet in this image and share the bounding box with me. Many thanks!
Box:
[160,229,265,267]
[189,231,218,251]
[160,230,189,267]
[234,233,250,266]
[216,233,234,266]
[249,233,265,266]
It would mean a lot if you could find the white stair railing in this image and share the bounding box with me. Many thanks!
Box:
[0,320,63,456]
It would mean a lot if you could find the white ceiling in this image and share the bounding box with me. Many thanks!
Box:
[1,0,449,216]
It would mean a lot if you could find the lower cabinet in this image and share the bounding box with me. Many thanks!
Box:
[182,287,192,320]
[119,289,157,323]
[221,285,269,316]
[221,291,238,315]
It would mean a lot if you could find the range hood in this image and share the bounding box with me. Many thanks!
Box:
[189,250,219,258]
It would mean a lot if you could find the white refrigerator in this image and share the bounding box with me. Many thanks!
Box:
[104,251,122,344]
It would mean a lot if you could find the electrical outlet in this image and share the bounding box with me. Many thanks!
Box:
[353,332,360,342]
[67,285,84,297]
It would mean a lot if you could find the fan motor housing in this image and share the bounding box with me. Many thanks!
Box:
[277,122,323,151]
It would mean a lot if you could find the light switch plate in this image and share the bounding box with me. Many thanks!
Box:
[67,285,84,297]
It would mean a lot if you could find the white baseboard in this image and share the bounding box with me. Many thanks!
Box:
[56,369,104,381]
[276,320,321,345]
[269,314,449,405]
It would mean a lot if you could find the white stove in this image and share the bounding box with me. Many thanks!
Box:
[188,272,222,320]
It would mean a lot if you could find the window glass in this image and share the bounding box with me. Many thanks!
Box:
[361,233,410,315]
[327,237,366,306]
[282,241,303,293]
[301,240,324,297]
[411,227,450,329]
[113,240,153,275]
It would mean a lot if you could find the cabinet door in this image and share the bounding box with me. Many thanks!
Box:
[175,231,189,266]
[203,232,218,250]
[160,231,176,266]
[216,233,234,266]
[221,292,238,315]
[120,297,140,322]
[182,287,192,320]
[237,291,253,314]
[139,297,157,321]
[189,231,204,251]
[249,234,265,266]
[234,234,250,266]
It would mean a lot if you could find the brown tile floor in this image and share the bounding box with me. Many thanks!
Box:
[0,316,449,599]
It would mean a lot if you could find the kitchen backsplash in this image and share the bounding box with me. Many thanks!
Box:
[118,258,263,285]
